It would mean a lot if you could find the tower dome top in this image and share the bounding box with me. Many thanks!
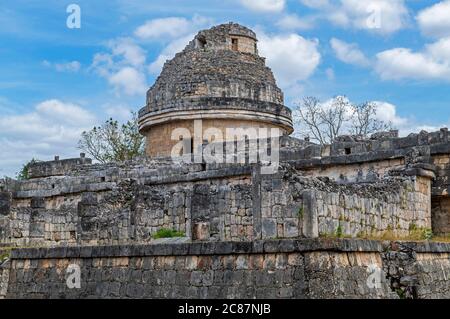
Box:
[196,22,258,41]
[138,23,293,135]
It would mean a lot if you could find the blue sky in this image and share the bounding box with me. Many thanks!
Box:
[1,0,450,176]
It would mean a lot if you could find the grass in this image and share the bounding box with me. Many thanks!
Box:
[320,225,450,242]
[432,234,450,243]
[0,248,12,263]
[335,224,343,238]
[152,228,185,239]
[340,228,446,242]
[298,207,304,218]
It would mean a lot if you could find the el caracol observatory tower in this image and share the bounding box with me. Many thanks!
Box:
[138,22,294,157]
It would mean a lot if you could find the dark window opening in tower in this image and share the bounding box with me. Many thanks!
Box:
[254,42,257,54]
[179,136,184,156]
[196,36,206,49]
[179,137,194,155]
[232,38,238,51]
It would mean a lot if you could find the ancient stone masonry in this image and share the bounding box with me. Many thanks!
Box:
[2,125,450,248]
[0,22,449,298]
[5,239,450,299]
[0,143,439,248]
[28,154,92,179]
[138,23,293,157]
[143,23,283,110]
[0,245,10,299]
[0,261,9,299]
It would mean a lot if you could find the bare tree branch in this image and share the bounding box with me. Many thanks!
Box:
[351,102,392,136]
[294,96,394,145]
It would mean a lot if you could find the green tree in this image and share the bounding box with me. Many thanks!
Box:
[78,112,145,163]
[16,158,40,180]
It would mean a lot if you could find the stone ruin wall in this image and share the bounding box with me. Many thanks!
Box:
[0,157,434,247]
[301,176,431,238]
[1,130,449,249]
[431,154,450,235]
[144,42,283,109]
[301,158,405,183]
[282,129,450,236]
[1,129,450,299]
[0,246,9,299]
[145,118,285,158]
[4,239,450,299]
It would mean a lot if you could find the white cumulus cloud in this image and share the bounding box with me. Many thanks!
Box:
[339,0,409,34]
[108,67,147,96]
[299,0,409,35]
[109,38,146,67]
[35,99,95,126]
[239,0,285,13]
[90,38,148,96]
[258,33,321,88]
[417,0,450,38]
[375,42,450,81]
[276,14,315,30]
[134,15,213,41]
[134,17,193,40]
[426,37,450,63]
[371,101,408,127]
[330,38,370,67]
[0,100,96,177]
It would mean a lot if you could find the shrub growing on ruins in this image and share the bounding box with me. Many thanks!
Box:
[298,206,304,218]
[409,223,434,240]
[78,112,145,163]
[16,158,40,180]
[152,228,185,239]
[0,248,11,264]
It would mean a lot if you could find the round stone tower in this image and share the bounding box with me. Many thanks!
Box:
[138,22,293,157]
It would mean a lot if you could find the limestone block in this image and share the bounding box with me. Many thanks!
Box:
[193,222,210,241]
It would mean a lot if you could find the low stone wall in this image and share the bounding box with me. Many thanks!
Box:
[0,246,10,299]
[28,156,92,179]
[431,154,450,235]
[0,160,434,246]
[0,261,9,299]
[2,164,256,246]
[4,239,450,299]
[303,176,432,238]
[432,197,450,235]
[415,252,450,298]
[302,158,405,184]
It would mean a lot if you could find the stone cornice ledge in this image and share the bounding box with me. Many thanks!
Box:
[138,108,294,134]
[10,239,450,260]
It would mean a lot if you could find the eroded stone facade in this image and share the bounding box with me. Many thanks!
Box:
[0,145,439,248]
[1,22,449,299]
[5,239,450,299]
[138,23,293,157]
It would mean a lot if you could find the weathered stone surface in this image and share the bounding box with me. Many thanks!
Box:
[28,155,92,179]
[0,21,449,300]
[0,152,439,247]
[138,23,293,157]
[4,239,450,299]
[0,192,10,216]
